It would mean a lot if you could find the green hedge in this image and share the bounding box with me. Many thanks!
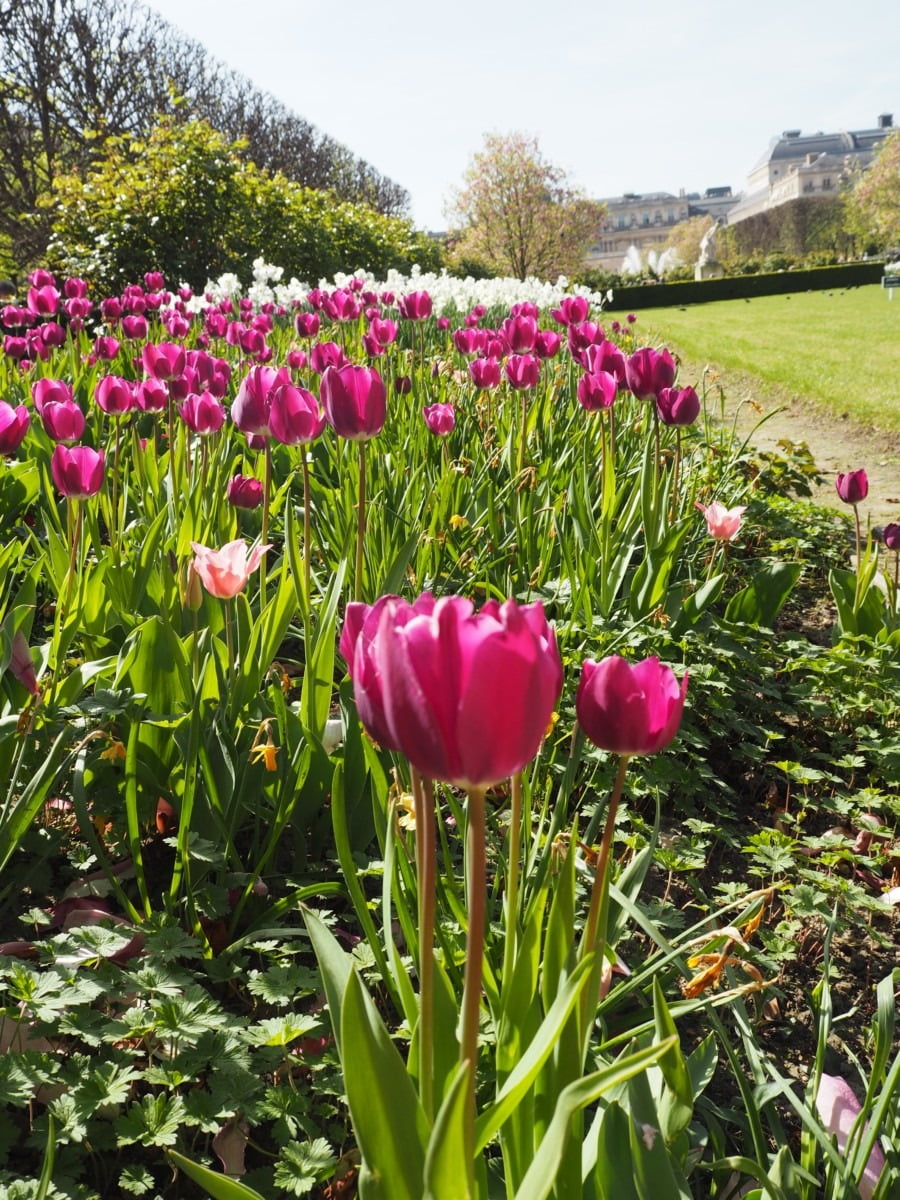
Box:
[608,261,886,310]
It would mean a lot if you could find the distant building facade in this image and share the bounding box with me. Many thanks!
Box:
[586,188,739,271]
[726,114,894,225]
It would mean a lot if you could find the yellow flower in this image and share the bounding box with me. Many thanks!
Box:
[100,739,126,764]
[249,721,279,771]
[449,514,469,531]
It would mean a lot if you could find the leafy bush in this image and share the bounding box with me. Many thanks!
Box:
[45,117,441,293]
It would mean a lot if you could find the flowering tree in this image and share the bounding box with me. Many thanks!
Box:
[849,129,900,250]
[447,132,605,280]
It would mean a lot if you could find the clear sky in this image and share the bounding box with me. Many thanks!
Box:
[145,0,898,232]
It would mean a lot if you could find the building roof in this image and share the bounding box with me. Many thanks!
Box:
[751,124,890,172]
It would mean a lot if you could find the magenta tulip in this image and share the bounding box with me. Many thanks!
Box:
[342,594,562,788]
[422,403,456,436]
[295,312,321,338]
[231,365,288,437]
[27,285,60,316]
[227,475,264,509]
[179,393,226,435]
[582,341,627,385]
[41,399,86,444]
[398,291,433,321]
[50,445,105,498]
[567,321,606,367]
[31,378,73,414]
[577,655,687,756]
[550,295,590,326]
[577,371,618,411]
[835,469,868,505]
[320,364,386,441]
[310,341,350,376]
[63,277,88,299]
[501,314,538,354]
[135,379,169,413]
[656,385,700,427]
[0,402,29,453]
[535,330,562,359]
[121,315,148,340]
[468,358,502,390]
[625,347,676,400]
[504,354,541,390]
[268,382,326,445]
[141,342,186,382]
[368,316,398,347]
[453,327,487,356]
[92,335,120,361]
[94,376,136,416]
[882,523,900,550]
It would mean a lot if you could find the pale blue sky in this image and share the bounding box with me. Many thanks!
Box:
[146,0,898,231]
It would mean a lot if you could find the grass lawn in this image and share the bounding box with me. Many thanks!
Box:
[609,283,900,434]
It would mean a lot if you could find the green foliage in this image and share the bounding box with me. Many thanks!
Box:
[45,116,440,293]
[718,196,858,263]
[848,128,900,251]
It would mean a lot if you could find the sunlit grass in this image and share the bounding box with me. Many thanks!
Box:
[611,284,900,434]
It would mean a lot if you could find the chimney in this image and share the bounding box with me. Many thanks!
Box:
[878,113,893,128]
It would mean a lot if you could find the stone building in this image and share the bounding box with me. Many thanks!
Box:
[726,114,894,225]
[585,188,738,272]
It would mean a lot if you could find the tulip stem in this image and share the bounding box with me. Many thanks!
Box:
[49,499,83,697]
[852,503,863,611]
[670,428,682,522]
[111,421,121,555]
[580,754,629,1031]
[260,440,272,607]
[301,453,313,602]
[224,596,235,676]
[501,772,523,997]
[412,769,436,1121]
[461,786,487,1189]
[355,442,367,601]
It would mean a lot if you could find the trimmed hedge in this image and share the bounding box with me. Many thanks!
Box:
[609,261,886,311]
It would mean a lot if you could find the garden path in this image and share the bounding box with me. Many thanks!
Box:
[685,359,900,530]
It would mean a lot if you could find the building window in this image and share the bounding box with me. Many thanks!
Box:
[642,211,650,225]
[616,214,625,228]
[823,177,832,190]
[667,208,675,222]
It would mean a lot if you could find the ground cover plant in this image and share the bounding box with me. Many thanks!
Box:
[0,264,898,1199]
[614,285,900,435]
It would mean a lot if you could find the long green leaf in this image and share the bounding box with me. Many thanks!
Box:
[424,1062,472,1200]
[166,1148,266,1199]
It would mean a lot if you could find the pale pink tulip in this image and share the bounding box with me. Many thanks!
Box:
[696,500,746,541]
[190,539,271,599]
[815,1074,885,1199]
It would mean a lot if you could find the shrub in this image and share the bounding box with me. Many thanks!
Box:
[45,116,440,292]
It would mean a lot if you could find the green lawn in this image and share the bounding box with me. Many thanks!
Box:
[609,283,900,434]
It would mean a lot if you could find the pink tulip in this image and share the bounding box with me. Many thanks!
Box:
[41,399,85,444]
[582,341,627,385]
[453,327,487,356]
[63,277,88,299]
[368,317,398,347]
[92,335,120,361]
[320,364,386,441]
[577,371,618,411]
[422,403,456,436]
[50,445,105,498]
[29,269,56,289]
[144,271,165,291]
[656,386,700,427]
[190,539,271,599]
[7,629,39,695]
[577,656,687,756]
[178,393,226,435]
[323,289,361,322]
[696,500,747,541]
[505,354,541,390]
[814,1074,885,1200]
[342,593,562,788]
[398,291,433,321]
[38,323,66,348]
[0,402,29,453]
[227,475,264,509]
[567,321,606,367]
[836,469,868,505]
[27,285,60,316]
[120,315,148,340]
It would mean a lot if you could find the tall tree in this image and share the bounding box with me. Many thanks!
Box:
[446,132,605,280]
[0,0,409,267]
[849,129,900,251]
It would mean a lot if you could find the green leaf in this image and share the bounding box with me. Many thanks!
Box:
[340,967,427,1200]
[725,562,803,628]
[512,1038,677,1200]
[424,1062,472,1200]
[166,1148,266,1199]
[652,978,694,1140]
[274,1139,339,1197]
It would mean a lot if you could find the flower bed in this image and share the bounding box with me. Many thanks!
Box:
[0,263,897,1198]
